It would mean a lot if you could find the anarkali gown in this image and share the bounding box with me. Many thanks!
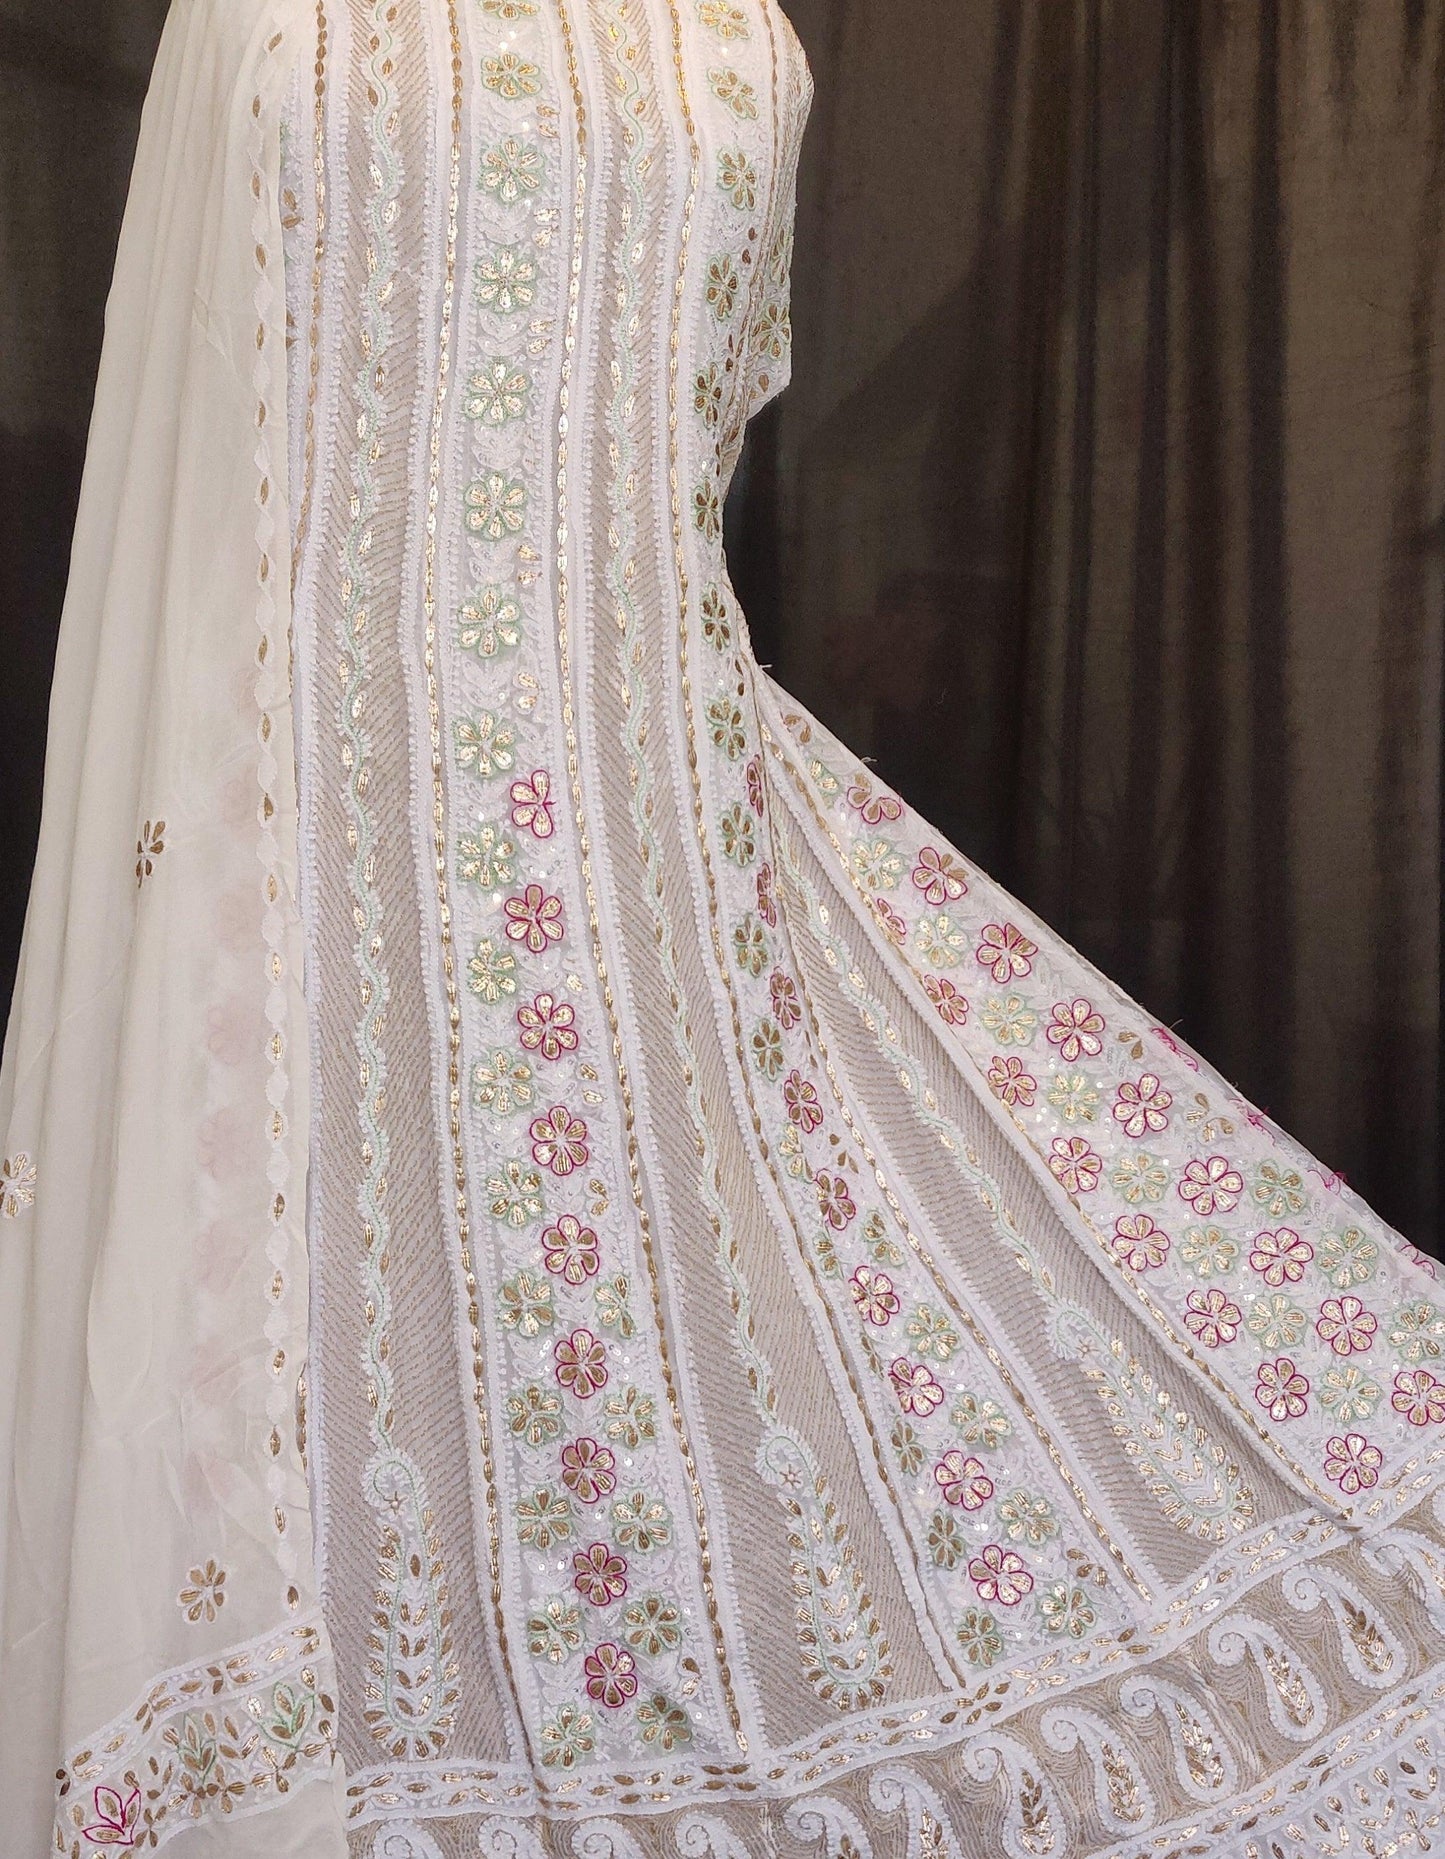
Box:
[4,2,1445,1855]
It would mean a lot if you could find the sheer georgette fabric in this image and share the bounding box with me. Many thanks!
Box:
[3,2,1445,1856]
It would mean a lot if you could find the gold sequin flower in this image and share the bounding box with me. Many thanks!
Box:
[0,1152,36,1219]
[177,1559,227,1623]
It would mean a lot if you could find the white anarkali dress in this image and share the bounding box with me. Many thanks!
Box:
[5,3,1445,1855]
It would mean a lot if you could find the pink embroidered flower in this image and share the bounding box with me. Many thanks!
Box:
[934,1449,993,1510]
[573,1541,629,1606]
[1112,1073,1173,1139]
[542,1214,601,1284]
[554,1327,609,1399]
[968,1543,1033,1607]
[987,1054,1036,1107]
[83,1784,140,1847]
[1255,1356,1310,1421]
[975,922,1037,983]
[1323,1431,1383,1495]
[926,976,970,1027]
[1045,997,1105,1062]
[583,1640,638,1708]
[1392,1368,1445,1427]
[912,845,968,905]
[890,1357,945,1417]
[850,1266,900,1326]
[1110,1213,1170,1271]
[746,756,765,816]
[504,883,565,952]
[1249,1226,1313,1286]
[1178,1155,1243,1217]
[531,1105,590,1176]
[1049,1135,1101,1195]
[847,775,903,825]
[510,768,557,840]
[756,862,778,927]
[783,1069,823,1133]
[1185,1287,1242,1347]
[1315,1295,1377,1357]
[770,970,802,1030]
[816,1171,857,1231]
[517,991,579,1061]
[561,1437,617,1504]
[872,897,907,946]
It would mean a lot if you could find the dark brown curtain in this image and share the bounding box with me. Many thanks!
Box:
[4,1,1444,1251]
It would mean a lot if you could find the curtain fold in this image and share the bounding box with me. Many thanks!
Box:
[735,0,1445,1250]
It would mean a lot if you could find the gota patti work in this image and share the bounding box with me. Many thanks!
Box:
[5,2,1445,1856]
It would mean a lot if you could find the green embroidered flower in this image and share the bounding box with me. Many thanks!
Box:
[717,146,758,208]
[622,1591,683,1656]
[906,1305,959,1363]
[981,994,1037,1046]
[732,913,770,977]
[465,360,532,427]
[482,0,539,16]
[471,1047,535,1117]
[507,1382,564,1445]
[1317,1225,1379,1290]
[261,1680,315,1750]
[458,823,518,890]
[1318,1364,1381,1423]
[483,51,542,99]
[751,1018,785,1081]
[1047,1071,1100,1123]
[1038,1582,1095,1640]
[998,1488,1059,1547]
[927,1509,965,1570]
[1110,1151,1170,1205]
[475,243,539,315]
[705,253,741,320]
[778,1121,808,1179]
[603,1385,657,1448]
[808,757,842,799]
[1179,1224,1239,1278]
[916,919,966,972]
[467,938,518,1005]
[518,1486,573,1551]
[539,1700,594,1770]
[1247,1293,1307,1350]
[699,0,749,37]
[693,476,722,542]
[459,585,524,658]
[637,1692,693,1750]
[891,1419,925,1476]
[708,67,759,119]
[701,583,732,650]
[951,1392,1012,1448]
[171,1713,219,1786]
[694,363,725,429]
[499,1268,555,1337]
[1252,1161,1306,1219]
[481,137,545,204]
[465,470,529,540]
[865,1210,905,1267]
[486,1158,545,1228]
[956,1607,1003,1668]
[719,803,757,866]
[594,1272,637,1339]
[454,712,516,779]
[612,1489,673,1554]
[1388,1299,1445,1363]
[853,838,905,893]
[706,691,748,759]
[527,1596,583,1664]
[753,299,789,361]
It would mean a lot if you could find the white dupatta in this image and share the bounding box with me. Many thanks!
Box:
[0,1,345,1849]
